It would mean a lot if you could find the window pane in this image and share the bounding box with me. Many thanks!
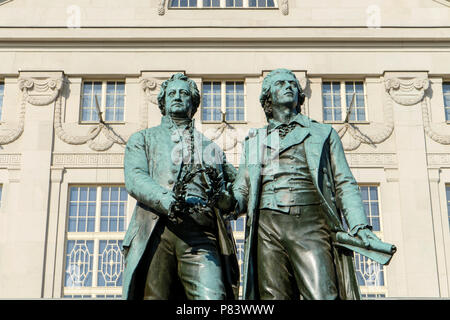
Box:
[171,0,179,6]
[64,240,94,287]
[322,94,332,108]
[369,186,378,200]
[97,240,124,287]
[258,0,266,7]
[267,0,274,6]
[323,108,332,121]
[249,0,256,6]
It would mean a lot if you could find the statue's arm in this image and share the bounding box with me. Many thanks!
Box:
[216,152,238,212]
[124,131,174,216]
[232,141,250,216]
[329,128,370,235]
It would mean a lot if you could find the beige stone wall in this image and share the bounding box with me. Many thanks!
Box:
[0,0,449,298]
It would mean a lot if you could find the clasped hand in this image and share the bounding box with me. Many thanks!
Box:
[356,228,381,248]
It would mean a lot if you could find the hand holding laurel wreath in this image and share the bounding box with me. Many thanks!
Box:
[167,164,224,226]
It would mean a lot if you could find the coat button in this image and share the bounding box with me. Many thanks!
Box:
[162,190,168,194]
[168,179,174,185]
[331,196,335,202]
[171,136,180,143]
[152,215,158,220]
[323,168,328,173]
[326,182,331,188]
[171,168,178,174]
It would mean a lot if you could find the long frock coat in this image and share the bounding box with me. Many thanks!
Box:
[121,116,239,300]
[233,113,369,300]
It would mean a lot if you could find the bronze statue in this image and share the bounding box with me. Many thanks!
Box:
[232,68,395,300]
[121,73,239,300]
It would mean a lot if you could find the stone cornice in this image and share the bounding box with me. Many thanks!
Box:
[0,27,449,43]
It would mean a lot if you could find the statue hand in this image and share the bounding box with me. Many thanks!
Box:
[217,190,236,212]
[356,228,381,248]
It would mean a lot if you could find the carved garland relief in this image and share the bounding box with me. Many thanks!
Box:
[1,74,449,155]
[0,77,64,145]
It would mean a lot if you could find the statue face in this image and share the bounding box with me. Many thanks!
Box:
[269,72,299,111]
[164,79,193,118]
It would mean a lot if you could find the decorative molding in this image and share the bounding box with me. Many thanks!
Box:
[140,77,161,130]
[384,168,399,182]
[433,0,450,8]
[18,77,63,106]
[54,79,145,152]
[158,0,166,15]
[7,167,21,183]
[384,77,429,106]
[427,153,450,166]
[0,91,26,145]
[0,76,64,146]
[333,93,394,151]
[52,153,124,168]
[346,153,397,167]
[422,96,450,145]
[0,0,14,7]
[202,122,242,152]
[50,167,65,183]
[427,168,440,183]
[0,153,21,167]
[280,0,289,15]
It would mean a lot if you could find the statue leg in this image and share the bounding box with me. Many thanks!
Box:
[285,205,338,300]
[143,223,178,300]
[257,210,300,300]
[174,225,227,300]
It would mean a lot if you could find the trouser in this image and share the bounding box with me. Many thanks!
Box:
[143,218,226,300]
[257,205,338,300]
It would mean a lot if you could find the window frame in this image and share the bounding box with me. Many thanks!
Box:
[355,184,388,298]
[169,0,277,9]
[443,81,450,122]
[79,80,126,125]
[0,80,4,121]
[201,79,247,124]
[321,79,369,124]
[63,184,128,299]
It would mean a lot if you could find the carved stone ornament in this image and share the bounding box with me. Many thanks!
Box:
[422,96,450,145]
[19,77,63,106]
[0,77,64,145]
[158,0,166,15]
[333,92,394,151]
[280,0,289,15]
[384,77,430,106]
[54,79,146,152]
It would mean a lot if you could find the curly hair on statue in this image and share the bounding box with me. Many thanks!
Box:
[157,73,201,117]
[259,68,306,119]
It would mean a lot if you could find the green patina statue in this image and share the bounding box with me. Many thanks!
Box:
[232,68,395,300]
[121,73,239,300]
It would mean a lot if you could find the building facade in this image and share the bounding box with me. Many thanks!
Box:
[0,0,450,299]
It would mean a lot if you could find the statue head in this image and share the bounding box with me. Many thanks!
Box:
[157,73,200,119]
[259,68,305,119]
